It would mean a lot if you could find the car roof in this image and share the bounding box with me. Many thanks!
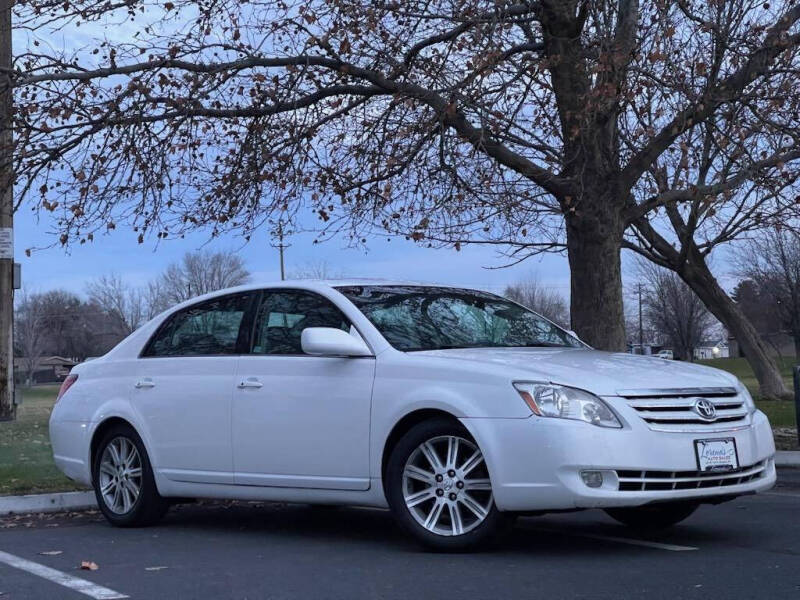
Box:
[180,279,476,301]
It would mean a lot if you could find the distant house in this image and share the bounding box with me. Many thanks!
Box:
[693,340,729,361]
[14,356,78,385]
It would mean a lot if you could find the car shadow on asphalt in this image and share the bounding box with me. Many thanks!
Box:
[154,501,738,555]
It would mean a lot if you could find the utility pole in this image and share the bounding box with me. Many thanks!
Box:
[637,283,644,355]
[272,221,289,281]
[278,222,285,281]
[0,0,14,421]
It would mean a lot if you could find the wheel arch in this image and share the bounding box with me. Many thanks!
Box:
[88,417,142,483]
[380,408,462,492]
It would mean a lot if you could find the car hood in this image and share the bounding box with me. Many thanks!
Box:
[411,347,738,396]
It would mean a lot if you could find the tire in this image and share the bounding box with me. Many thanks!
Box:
[92,424,168,527]
[604,501,699,530]
[385,417,510,551]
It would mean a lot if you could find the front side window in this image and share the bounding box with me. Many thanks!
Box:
[337,286,583,352]
[143,293,253,357]
[251,290,350,355]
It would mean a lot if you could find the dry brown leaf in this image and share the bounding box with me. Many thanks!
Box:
[80,561,99,571]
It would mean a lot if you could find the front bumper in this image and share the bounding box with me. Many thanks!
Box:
[460,409,776,512]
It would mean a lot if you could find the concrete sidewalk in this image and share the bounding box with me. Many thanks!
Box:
[0,491,95,516]
[2,452,799,516]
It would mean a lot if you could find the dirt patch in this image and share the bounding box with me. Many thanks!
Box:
[774,427,800,451]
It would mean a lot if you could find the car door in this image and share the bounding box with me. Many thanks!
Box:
[133,291,256,485]
[232,289,375,490]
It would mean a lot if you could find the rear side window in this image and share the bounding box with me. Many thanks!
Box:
[143,293,253,357]
[251,290,350,355]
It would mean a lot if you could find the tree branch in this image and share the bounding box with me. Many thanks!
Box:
[621,5,800,190]
[626,144,800,222]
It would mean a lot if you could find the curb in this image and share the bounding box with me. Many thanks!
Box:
[2,451,800,516]
[775,451,800,468]
[0,491,95,516]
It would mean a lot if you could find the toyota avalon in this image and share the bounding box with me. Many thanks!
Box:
[50,281,776,550]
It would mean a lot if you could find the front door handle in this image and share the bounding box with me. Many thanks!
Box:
[135,378,155,389]
[237,378,263,389]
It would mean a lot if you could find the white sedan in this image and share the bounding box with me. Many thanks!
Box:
[50,281,776,550]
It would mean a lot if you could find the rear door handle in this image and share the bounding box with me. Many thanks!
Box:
[135,378,155,389]
[237,378,263,389]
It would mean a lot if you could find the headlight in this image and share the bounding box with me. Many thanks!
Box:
[737,381,757,415]
[513,382,622,428]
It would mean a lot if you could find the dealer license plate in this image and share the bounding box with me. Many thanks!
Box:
[694,438,738,472]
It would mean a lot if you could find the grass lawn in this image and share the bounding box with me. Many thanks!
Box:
[0,385,87,496]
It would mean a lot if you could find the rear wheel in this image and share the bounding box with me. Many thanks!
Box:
[605,501,699,529]
[386,418,509,551]
[92,424,168,527]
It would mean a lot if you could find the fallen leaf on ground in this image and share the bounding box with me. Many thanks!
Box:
[80,561,99,571]
[145,566,168,571]
[39,550,63,556]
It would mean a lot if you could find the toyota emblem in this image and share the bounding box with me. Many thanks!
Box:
[693,398,717,420]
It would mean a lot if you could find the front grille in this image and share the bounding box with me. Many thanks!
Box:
[619,387,749,432]
[616,461,767,492]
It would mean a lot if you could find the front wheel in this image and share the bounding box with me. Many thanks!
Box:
[386,418,510,551]
[604,501,699,529]
[92,424,168,527]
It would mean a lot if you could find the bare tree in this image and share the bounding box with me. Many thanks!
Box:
[503,276,569,328]
[288,260,346,280]
[8,1,800,399]
[639,262,714,362]
[731,279,783,342]
[14,291,46,386]
[150,250,251,311]
[735,229,800,357]
[86,274,147,336]
[27,290,116,361]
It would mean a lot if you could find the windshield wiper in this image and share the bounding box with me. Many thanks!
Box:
[405,344,489,352]
[405,342,567,352]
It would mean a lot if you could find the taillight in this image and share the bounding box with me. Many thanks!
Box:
[56,374,78,402]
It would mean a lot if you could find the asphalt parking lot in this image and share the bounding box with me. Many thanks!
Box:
[1,469,799,600]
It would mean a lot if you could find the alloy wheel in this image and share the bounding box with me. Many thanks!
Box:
[402,435,493,536]
[98,436,143,515]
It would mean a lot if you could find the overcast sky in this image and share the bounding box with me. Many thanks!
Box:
[15,204,577,297]
[16,190,746,313]
[12,8,742,308]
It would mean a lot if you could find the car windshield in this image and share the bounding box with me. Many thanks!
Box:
[336,285,583,352]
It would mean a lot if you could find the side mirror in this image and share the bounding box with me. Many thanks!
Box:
[301,327,373,357]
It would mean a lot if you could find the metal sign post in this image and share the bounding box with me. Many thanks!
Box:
[794,366,800,446]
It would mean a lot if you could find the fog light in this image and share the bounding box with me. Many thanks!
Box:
[581,470,604,488]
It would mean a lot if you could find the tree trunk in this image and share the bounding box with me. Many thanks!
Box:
[793,333,800,361]
[566,204,627,351]
[680,258,791,400]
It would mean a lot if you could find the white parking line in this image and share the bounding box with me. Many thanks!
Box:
[0,550,128,599]
[530,528,698,551]
[762,491,800,498]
